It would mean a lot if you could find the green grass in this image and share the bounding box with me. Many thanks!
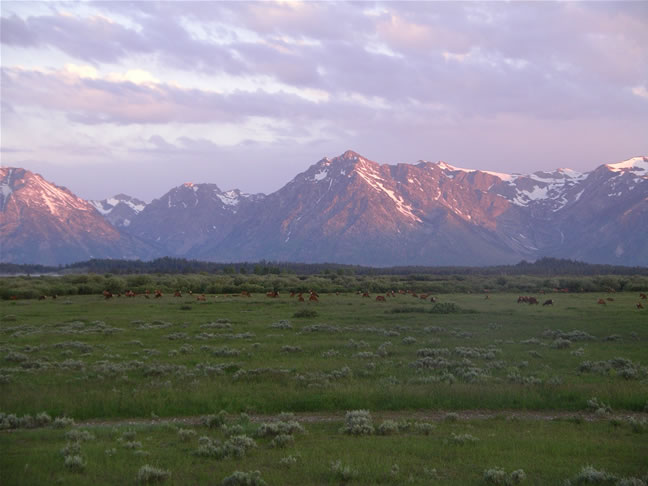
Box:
[1,290,647,484]
[1,415,646,485]
[1,292,646,417]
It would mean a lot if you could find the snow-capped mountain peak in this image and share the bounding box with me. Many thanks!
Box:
[605,156,648,177]
[1,167,145,264]
[89,193,147,227]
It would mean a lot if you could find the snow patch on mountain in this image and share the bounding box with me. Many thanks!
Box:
[217,190,241,207]
[1,183,14,208]
[91,195,146,216]
[33,177,89,217]
[89,201,110,215]
[435,161,515,181]
[606,156,648,175]
[506,168,588,210]
[355,162,421,222]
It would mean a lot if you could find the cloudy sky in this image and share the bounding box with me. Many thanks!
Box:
[1,1,647,201]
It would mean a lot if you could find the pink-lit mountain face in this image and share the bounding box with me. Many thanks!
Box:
[198,151,518,265]
[2,153,647,266]
[0,168,151,265]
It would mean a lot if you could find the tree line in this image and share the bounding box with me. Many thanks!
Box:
[1,256,646,278]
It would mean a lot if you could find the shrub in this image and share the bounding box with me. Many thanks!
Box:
[483,467,526,485]
[203,410,227,428]
[484,468,508,485]
[64,455,86,472]
[627,417,647,434]
[450,433,479,445]
[223,424,244,437]
[34,412,52,426]
[376,420,399,435]
[5,351,28,362]
[270,320,292,329]
[60,441,82,456]
[270,434,294,448]
[444,413,459,423]
[413,422,435,435]
[330,460,358,482]
[223,435,257,458]
[194,436,225,458]
[221,470,267,486]
[256,420,304,437]
[52,416,75,428]
[566,465,617,484]
[279,455,299,468]
[616,480,646,486]
[586,397,612,415]
[341,410,374,436]
[177,428,197,441]
[137,464,170,484]
[552,338,571,349]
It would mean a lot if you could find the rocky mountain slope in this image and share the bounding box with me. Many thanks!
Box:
[126,183,264,256]
[2,153,646,266]
[0,168,150,265]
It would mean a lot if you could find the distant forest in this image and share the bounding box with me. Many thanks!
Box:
[2,257,648,299]
[1,256,646,277]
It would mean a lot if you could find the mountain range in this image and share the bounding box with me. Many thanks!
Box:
[1,151,647,266]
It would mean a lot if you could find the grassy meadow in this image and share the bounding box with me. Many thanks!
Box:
[1,282,647,484]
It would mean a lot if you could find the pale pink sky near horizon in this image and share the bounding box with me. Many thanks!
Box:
[1,1,647,202]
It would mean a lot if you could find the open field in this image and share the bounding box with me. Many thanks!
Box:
[2,288,647,484]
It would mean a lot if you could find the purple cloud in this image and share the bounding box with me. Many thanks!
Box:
[1,1,646,200]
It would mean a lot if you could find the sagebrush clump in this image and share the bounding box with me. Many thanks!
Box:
[483,467,526,485]
[64,454,86,472]
[221,470,267,486]
[137,464,170,484]
[330,460,358,482]
[341,410,374,435]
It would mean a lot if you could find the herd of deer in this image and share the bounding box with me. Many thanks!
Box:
[17,291,648,310]
[357,289,438,303]
[597,293,646,309]
[513,293,647,309]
